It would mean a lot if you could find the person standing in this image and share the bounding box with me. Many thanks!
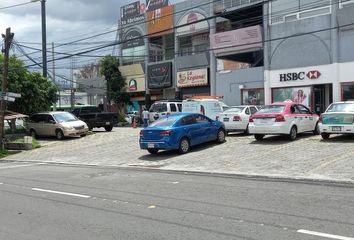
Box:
[142,107,149,128]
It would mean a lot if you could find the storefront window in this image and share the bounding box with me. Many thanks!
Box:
[342,83,354,101]
[272,87,311,106]
[242,89,264,105]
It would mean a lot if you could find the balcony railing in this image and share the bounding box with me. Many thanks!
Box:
[214,0,264,13]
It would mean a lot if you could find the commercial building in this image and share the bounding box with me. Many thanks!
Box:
[117,0,354,112]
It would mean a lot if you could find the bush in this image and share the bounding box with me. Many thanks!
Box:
[118,113,127,123]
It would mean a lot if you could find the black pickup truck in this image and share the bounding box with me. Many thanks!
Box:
[71,106,118,132]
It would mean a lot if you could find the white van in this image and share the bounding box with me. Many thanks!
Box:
[149,100,182,122]
[182,98,228,120]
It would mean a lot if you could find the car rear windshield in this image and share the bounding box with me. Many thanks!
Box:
[258,105,285,113]
[149,117,177,127]
[149,103,167,113]
[53,112,78,122]
[326,103,354,113]
[224,107,244,113]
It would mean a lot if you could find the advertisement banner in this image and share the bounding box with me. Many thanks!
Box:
[210,25,262,55]
[176,12,209,36]
[122,30,144,49]
[121,1,140,19]
[177,68,208,88]
[147,5,173,37]
[118,64,146,93]
[146,0,168,12]
[148,62,172,89]
[272,87,311,106]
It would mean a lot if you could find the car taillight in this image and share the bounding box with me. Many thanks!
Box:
[233,115,241,121]
[159,130,172,136]
[275,115,285,122]
[139,130,144,137]
[249,116,254,122]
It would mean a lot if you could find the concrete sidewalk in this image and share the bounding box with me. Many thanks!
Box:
[3,127,354,183]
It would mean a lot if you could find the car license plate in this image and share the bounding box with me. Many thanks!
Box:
[332,126,341,131]
[105,122,110,125]
[148,143,155,148]
[260,119,270,124]
[223,118,229,122]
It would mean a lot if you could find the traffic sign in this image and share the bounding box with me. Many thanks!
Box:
[3,96,15,102]
[6,92,21,98]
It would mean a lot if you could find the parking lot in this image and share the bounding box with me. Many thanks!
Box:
[3,127,354,182]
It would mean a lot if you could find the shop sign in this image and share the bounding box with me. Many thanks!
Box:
[121,14,145,26]
[210,25,262,55]
[129,79,138,91]
[122,30,144,49]
[279,70,321,82]
[147,5,173,37]
[176,12,209,36]
[121,1,140,19]
[146,0,168,12]
[148,62,172,89]
[177,68,208,88]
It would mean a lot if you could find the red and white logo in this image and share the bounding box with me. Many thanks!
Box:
[306,70,321,79]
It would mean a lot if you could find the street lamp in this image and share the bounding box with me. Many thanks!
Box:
[31,0,47,78]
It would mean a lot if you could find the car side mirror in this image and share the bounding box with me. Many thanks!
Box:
[49,120,56,124]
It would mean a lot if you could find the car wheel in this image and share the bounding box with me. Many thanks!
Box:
[313,123,320,135]
[178,137,190,154]
[289,126,297,141]
[55,129,64,140]
[147,149,159,154]
[244,125,250,135]
[216,129,226,143]
[104,125,113,132]
[29,129,37,138]
[254,134,264,141]
[80,134,86,137]
[321,133,330,140]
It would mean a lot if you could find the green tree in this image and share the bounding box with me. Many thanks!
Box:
[99,55,129,113]
[0,54,58,115]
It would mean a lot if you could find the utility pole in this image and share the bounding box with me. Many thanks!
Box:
[41,0,47,77]
[52,42,57,111]
[0,28,14,149]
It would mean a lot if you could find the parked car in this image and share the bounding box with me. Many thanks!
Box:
[139,113,226,154]
[149,100,182,122]
[249,101,320,141]
[26,112,89,140]
[319,101,354,139]
[71,106,118,131]
[216,105,259,134]
[182,97,228,121]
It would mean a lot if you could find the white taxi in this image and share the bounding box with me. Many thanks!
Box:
[319,101,354,139]
[249,102,320,141]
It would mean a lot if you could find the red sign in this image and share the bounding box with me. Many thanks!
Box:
[306,70,321,79]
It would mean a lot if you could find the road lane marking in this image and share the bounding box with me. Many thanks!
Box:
[31,188,91,198]
[0,183,3,185]
[297,229,354,240]
[0,163,45,169]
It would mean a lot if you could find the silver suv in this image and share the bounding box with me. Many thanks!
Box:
[149,100,182,122]
[26,112,89,140]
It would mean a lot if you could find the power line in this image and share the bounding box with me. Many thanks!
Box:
[0,1,32,10]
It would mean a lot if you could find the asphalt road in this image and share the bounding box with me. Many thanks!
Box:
[0,162,353,240]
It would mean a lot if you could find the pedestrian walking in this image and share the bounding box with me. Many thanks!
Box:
[142,108,149,128]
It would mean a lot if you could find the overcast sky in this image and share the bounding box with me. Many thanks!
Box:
[0,0,184,80]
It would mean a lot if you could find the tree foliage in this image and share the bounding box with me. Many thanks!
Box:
[99,55,129,112]
[0,54,58,115]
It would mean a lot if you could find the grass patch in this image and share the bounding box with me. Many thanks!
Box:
[0,149,21,158]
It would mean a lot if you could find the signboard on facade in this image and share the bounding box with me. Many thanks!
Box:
[121,2,145,26]
[176,12,209,36]
[147,5,173,37]
[148,62,172,89]
[210,25,263,55]
[177,68,208,88]
[146,0,168,12]
[122,30,144,49]
[118,64,146,93]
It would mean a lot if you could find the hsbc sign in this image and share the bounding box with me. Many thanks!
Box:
[279,70,321,82]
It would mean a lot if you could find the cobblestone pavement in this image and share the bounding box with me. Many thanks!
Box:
[3,127,354,182]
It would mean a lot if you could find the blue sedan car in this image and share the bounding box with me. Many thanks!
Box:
[139,113,226,154]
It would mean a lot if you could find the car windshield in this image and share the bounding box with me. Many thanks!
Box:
[224,107,244,113]
[149,117,177,127]
[149,103,167,113]
[53,112,78,122]
[326,103,354,113]
[258,105,285,113]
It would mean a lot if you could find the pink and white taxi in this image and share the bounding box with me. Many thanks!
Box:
[249,102,319,141]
